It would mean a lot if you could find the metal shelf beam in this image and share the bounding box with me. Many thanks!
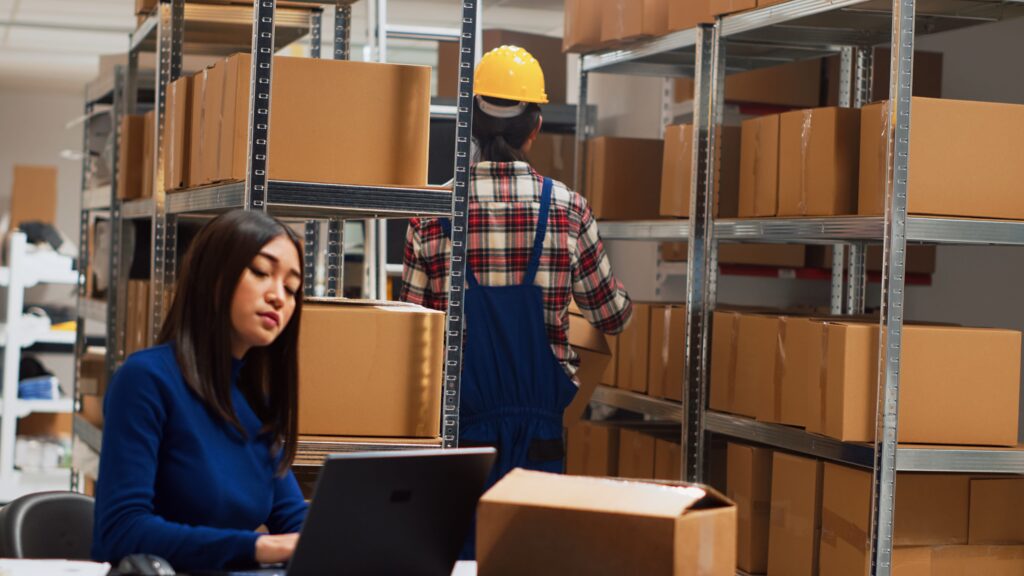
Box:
[130,3,313,55]
[83,187,112,211]
[122,199,155,220]
[590,386,684,423]
[73,415,103,454]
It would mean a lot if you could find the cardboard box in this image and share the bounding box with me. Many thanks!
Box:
[603,334,620,387]
[734,313,780,421]
[297,300,444,438]
[135,0,156,16]
[779,317,819,429]
[585,137,664,220]
[709,311,740,414]
[529,132,576,189]
[125,280,151,357]
[203,54,430,188]
[778,107,860,217]
[668,0,716,32]
[969,479,1024,544]
[654,436,682,481]
[164,75,192,191]
[892,547,933,575]
[477,469,737,576]
[117,115,147,200]
[17,413,72,438]
[617,303,652,393]
[78,348,108,396]
[141,110,155,199]
[820,463,970,576]
[660,125,740,218]
[601,0,669,43]
[439,29,567,103]
[710,0,757,17]
[727,443,772,574]
[813,322,1021,446]
[676,58,823,108]
[767,453,823,576]
[648,304,686,401]
[566,420,620,477]
[931,545,1024,574]
[618,427,657,479]
[563,0,604,53]
[805,244,938,276]
[10,165,57,229]
[738,114,780,217]
[660,243,806,268]
[81,395,104,430]
[860,97,1024,220]
[566,311,613,426]
[188,69,208,188]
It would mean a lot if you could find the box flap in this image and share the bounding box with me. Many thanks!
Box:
[569,313,611,354]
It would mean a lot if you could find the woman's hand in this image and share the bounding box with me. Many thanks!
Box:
[255,533,300,564]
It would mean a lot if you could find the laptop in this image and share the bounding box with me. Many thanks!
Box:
[211,447,496,576]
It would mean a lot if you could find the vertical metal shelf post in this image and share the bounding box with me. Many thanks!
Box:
[870,0,917,573]
[573,69,590,202]
[243,0,277,212]
[847,46,874,315]
[440,0,478,448]
[107,66,128,372]
[683,23,723,483]
[72,94,96,493]
[326,1,351,298]
[303,9,323,298]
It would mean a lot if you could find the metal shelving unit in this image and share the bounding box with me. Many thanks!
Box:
[576,1,1024,573]
[73,0,478,489]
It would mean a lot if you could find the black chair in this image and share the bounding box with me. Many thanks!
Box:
[0,491,94,559]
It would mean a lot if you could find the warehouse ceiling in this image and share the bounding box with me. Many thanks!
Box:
[0,0,564,93]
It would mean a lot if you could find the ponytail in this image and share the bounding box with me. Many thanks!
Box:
[472,96,542,163]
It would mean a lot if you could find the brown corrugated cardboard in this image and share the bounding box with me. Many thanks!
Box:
[125,280,151,357]
[778,107,860,217]
[585,137,664,220]
[660,125,740,218]
[825,49,943,106]
[767,453,823,576]
[529,132,575,188]
[660,243,806,268]
[563,0,604,53]
[676,58,822,108]
[117,116,146,200]
[566,420,620,477]
[735,314,780,421]
[135,0,156,15]
[617,304,652,393]
[164,75,192,192]
[565,312,612,426]
[806,245,938,276]
[298,300,444,438]
[820,463,971,576]
[79,349,108,396]
[141,111,155,199]
[81,395,104,430]
[439,30,566,103]
[602,334,620,387]
[618,427,657,479]
[648,304,686,401]
[18,413,72,438]
[206,54,430,187]
[892,547,933,575]
[969,478,1024,544]
[188,69,207,188]
[710,0,756,16]
[709,311,740,414]
[654,437,682,481]
[738,114,780,217]
[601,0,669,43]
[860,97,1024,220]
[10,165,57,228]
[477,469,737,576]
[817,322,1021,446]
[668,0,715,32]
[779,317,819,428]
[727,443,772,574]
[931,545,1024,575]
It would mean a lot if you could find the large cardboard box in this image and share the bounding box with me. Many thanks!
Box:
[648,304,686,401]
[187,69,208,188]
[164,75,192,192]
[710,0,757,17]
[820,463,970,576]
[297,300,444,438]
[813,322,1021,446]
[565,310,613,426]
[654,436,682,481]
[709,310,740,414]
[660,125,740,218]
[439,29,566,103]
[141,111,155,199]
[563,0,604,53]
[603,334,620,388]
[601,0,669,43]
[135,0,156,16]
[767,453,823,576]
[969,478,1024,544]
[778,107,860,217]
[617,303,652,393]
[931,545,1024,574]
[529,132,576,189]
[618,427,657,479]
[566,420,620,477]
[779,317,820,429]
[477,469,737,576]
[734,313,780,421]
[18,413,72,439]
[860,97,1024,220]
[78,348,108,396]
[81,395,104,430]
[676,58,823,108]
[668,0,716,32]
[202,54,430,188]
[727,443,772,574]
[10,165,57,229]
[585,137,664,220]
[117,115,147,200]
[738,114,780,217]
[660,242,806,268]
[125,280,151,357]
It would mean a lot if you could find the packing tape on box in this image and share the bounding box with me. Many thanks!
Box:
[659,306,674,396]
[727,313,740,408]
[773,318,787,422]
[799,109,813,217]
[876,101,891,214]
[821,508,868,553]
[750,122,763,215]
[197,69,208,183]
[817,322,830,433]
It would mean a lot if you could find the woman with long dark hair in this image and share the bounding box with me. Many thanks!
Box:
[92,210,307,571]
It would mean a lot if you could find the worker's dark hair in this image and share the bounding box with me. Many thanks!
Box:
[158,209,303,476]
[472,95,542,163]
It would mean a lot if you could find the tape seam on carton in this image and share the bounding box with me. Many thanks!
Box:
[876,102,889,214]
[751,121,761,215]
[660,306,672,396]
[818,322,829,433]
[197,69,208,184]
[727,312,740,408]
[698,520,717,574]
[821,508,868,553]
[773,318,786,422]
[799,109,813,216]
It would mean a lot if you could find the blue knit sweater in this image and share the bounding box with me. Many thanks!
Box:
[91,344,307,571]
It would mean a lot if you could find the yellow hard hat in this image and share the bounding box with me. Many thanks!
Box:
[474,45,549,104]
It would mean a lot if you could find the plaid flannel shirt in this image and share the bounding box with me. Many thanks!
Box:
[400,161,632,379]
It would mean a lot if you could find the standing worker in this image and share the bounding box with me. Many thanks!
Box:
[401,46,632,489]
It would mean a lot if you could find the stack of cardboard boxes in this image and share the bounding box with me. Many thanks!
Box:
[725,440,1024,575]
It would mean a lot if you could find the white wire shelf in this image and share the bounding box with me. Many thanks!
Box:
[0,328,76,349]
[0,252,78,288]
